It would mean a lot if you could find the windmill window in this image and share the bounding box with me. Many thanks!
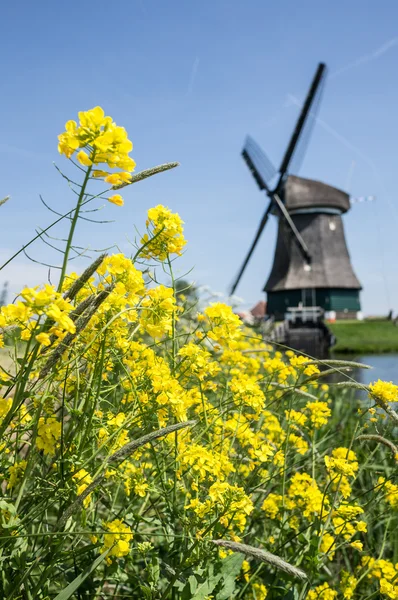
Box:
[329,220,336,231]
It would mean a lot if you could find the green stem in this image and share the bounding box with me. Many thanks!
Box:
[57,164,92,292]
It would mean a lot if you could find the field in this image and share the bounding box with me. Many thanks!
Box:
[329,319,398,353]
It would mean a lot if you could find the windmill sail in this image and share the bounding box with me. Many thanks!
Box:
[230,204,273,295]
[277,63,327,187]
[242,136,277,191]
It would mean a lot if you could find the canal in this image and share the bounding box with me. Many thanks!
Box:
[333,353,398,385]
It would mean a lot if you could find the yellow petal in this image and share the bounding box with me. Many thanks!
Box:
[77,151,93,167]
[107,194,124,207]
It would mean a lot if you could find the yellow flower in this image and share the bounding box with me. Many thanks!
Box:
[261,493,283,519]
[307,583,337,600]
[377,477,398,509]
[76,150,92,167]
[36,416,62,455]
[58,106,135,179]
[306,400,331,428]
[107,412,126,428]
[241,560,250,582]
[325,447,359,479]
[288,432,309,455]
[8,460,27,488]
[140,204,186,261]
[134,481,149,497]
[0,398,13,421]
[287,472,327,518]
[285,409,307,427]
[107,194,124,206]
[380,578,398,599]
[230,372,265,413]
[179,443,234,482]
[203,303,242,348]
[105,172,131,185]
[350,540,363,551]
[340,572,358,599]
[369,379,398,404]
[72,469,93,508]
[356,520,367,532]
[45,303,75,334]
[320,533,336,559]
[35,332,51,347]
[140,285,176,339]
[248,583,268,600]
[58,120,79,158]
[101,518,133,562]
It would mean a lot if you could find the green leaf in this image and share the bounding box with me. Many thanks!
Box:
[217,553,244,600]
[139,585,153,600]
[189,575,198,593]
[53,550,109,600]
[149,555,160,585]
[191,575,223,600]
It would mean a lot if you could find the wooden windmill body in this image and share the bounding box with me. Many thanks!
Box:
[265,175,361,318]
[231,63,362,321]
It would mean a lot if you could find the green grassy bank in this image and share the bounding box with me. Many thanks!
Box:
[328,319,398,353]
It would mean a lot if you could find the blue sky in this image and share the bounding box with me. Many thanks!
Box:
[1,0,398,314]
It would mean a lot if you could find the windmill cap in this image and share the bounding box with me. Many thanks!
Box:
[284,175,350,212]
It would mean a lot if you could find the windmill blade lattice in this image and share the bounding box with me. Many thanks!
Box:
[287,66,327,177]
[242,136,277,191]
[229,202,273,295]
[277,63,327,187]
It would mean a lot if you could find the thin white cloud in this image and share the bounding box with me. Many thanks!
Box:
[330,37,398,79]
[270,37,398,132]
[288,94,378,171]
[186,56,200,97]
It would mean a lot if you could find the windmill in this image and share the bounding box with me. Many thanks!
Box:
[230,62,362,320]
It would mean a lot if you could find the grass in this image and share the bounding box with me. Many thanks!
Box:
[329,319,398,353]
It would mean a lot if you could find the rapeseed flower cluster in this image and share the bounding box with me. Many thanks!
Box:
[369,379,398,404]
[58,106,135,206]
[377,477,398,509]
[361,557,398,599]
[101,519,133,563]
[36,417,62,455]
[140,204,186,260]
[0,284,75,345]
[140,285,177,338]
[202,302,242,347]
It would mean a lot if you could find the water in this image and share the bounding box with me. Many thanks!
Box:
[333,353,398,385]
